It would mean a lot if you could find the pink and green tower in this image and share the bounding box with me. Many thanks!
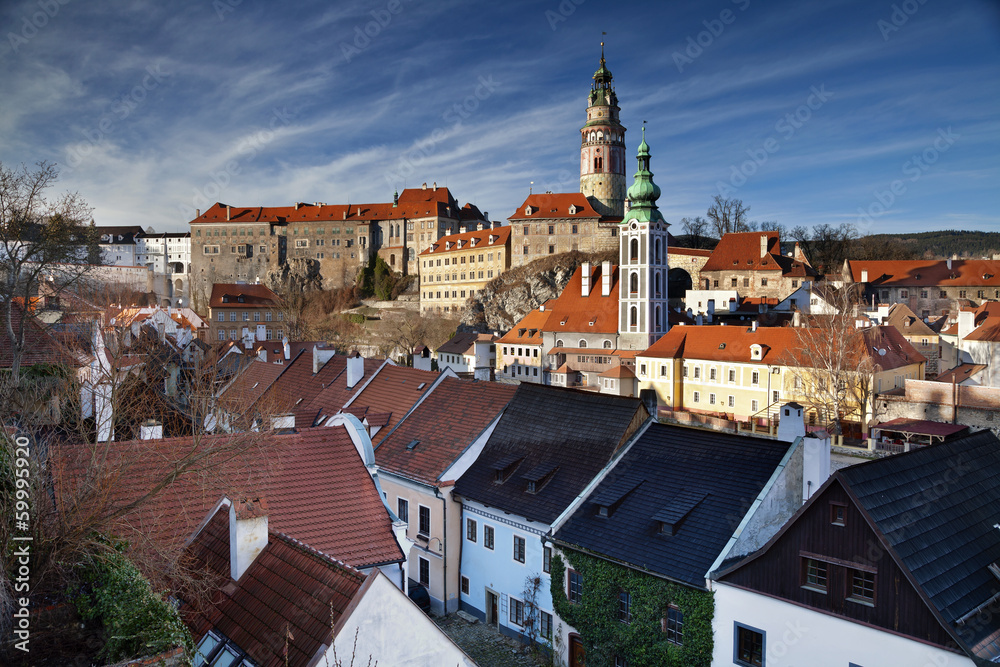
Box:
[579,43,627,219]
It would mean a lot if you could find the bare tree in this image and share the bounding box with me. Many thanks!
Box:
[789,223,857,274]
[706,195,751,237]
[790,286,882,438]
[0,162,95,379]
[679,216,711,249]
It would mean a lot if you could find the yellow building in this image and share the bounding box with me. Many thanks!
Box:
[418,226,511,316]
[635,324,925,435]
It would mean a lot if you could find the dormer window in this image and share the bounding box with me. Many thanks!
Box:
[522,464,558,494]
[492,454,524,484]
[653,490,708,536]
[591,479,644,518]
[524,206,533,216]
[750,344,763,361]
[237,295,246,303]
[222,295,230,303]
[568,205,578,215]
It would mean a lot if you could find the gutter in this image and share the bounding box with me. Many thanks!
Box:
[434,483,449,615]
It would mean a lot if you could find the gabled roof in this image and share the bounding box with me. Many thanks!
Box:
[344,364,442,435]
[964,317,1000,342]
[217,359,289,414]
[436,332,497,356]
[508,193,601,222]
[838,432,1000,651]
[933,363,987,384]
[420,226,511,256]
[850,259,1000,287]
[52,427,404,569]
[639,325,800,365]
[299,356,385,427]
[699,231,818,278]
[884,303,937,337]
[453,385,646,524]
[183,505,366,667]
[497,306,552,344]
[209,283,280,309]
[861,325,927,370]
[0,304,78,368]
[374,377,516,485]
[598,364,635,379]
[542,264,619,335]
[554,423,791,588]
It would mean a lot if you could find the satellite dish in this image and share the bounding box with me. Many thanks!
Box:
[878,348,886,356]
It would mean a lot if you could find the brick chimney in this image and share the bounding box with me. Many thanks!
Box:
[230,498,268,581]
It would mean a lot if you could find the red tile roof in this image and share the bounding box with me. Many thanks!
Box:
[873,418,969,438]
[497,306,551,345]
[217,360,289,413]
[965,317,1000,342]
[934,363,987,384]
[344,364,441,435]
[702,231,817,278]
[374,377,516,485]
[436,332,497,355]
[52,427,404,570]
[397,185,454,206]
[599,364,635,379]
[420,226,511,256]
[507,193,601,221]
[543,263,619,335]
[209,284,281,309]
[299,357,385,427]
[668,246,713,258]
[184,505,366,667]
[192,198,451,225]
[849,259,1000,287]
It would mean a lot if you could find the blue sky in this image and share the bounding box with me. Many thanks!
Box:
[2,0,998,235]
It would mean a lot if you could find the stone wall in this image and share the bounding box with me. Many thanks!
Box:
[879,379,1000,433]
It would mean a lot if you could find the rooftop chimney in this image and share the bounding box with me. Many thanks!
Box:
[751,320,758,332]
[947,257,953,270]
[861,269,869,283]
[196,208,200,217]
[422,182,427,190]
[776,402,805,443]
[282,336,290,360]
[801,432,831,503]
[139,420,162,440]
[601,260,611,296]
[760,234,768,259]
[433,182,437,190]
[313,345,336,374]
[226,205,231,221]
[347,350,364,388]
[230,498,268,581]
[581,262,591,297]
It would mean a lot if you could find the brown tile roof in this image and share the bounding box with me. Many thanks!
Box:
[420,226,511,256]
[209,284,281,309]
[934,363,988,384]
[299,357,386,427]
[52,427,404,570]
[849,259,1000,287]
[437,332,497,355]
[217,360,289,414]
[344,365,442,435]
[184,505,366,667]
[0,305,77,368]
[258,350,357,427]
[374,377,516,485]
[507,192,601,221]
[885,303,937,337]
[667,246,713,257]
[599,364,635,379]
[965,317,1000,342]
[702,231,817,278]
[861,325,927,369]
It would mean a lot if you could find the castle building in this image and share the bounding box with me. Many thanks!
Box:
[508,45,626,268]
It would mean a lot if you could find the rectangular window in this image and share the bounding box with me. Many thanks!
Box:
[418,505,431,537]
[830,502,846,526]
[397,498,408,524]
[253,312,260,322]
[618,590,632,624]
[217,312,224,322]
[664,605,683,645]
[513,535,526,563]
[751,371,760,385]
[683,366,688,378]
[850,569,876,604]
[467,518,477,543]
[761,278,768,286]
[940,290,948,298]
[802,557,828,592]
[568,570,583,604]
[543,546,552,573]
[709,367,717,381]
[709,393,716,405]
[728,395,735,408]
[693,366,701,379]
[729,368,736,383]
[735,623,764,667]
[217,329,225,341]
[461,576,470,595]
[242,312,249,321]
[540,611,553,640]
[751,399,759,412]
[548,225,555,234]
[510,597,525,626]
[419,557,429,587]
[484,525,494,550]
[693,391,700,403]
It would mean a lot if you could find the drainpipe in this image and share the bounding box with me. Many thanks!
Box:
[435,485,448,616]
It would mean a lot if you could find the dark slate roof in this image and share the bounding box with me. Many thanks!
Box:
[453,384,646,525]
[554,423,792,588]
[839,430,1000,656]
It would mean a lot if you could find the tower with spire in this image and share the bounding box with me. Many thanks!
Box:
[579,43,627,219]
[618,127,670,350]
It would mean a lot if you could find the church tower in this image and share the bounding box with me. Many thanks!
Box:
[618,127,670,350]
[580,43,627,219]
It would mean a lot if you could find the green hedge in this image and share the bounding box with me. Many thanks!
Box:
[550,550,713,667]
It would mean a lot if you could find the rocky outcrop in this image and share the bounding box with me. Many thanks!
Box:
[264,258,322,293]
[459,250,615,333]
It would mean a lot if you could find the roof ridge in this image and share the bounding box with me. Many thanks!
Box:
[272,531,367,581]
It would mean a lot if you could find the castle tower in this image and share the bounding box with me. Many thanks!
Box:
[579,43,627,219]
[618,127,670,350]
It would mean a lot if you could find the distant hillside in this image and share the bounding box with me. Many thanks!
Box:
[860,231,1000,260]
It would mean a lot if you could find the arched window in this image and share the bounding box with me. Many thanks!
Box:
[655,306,662,332]
[655,272,662,298]
[603,339,612,349]
[579,339,587,348]
[556,339,564,348]
[390,254,395,266]
[630,238,639,262]
[654,238,661,264]
[597,131,603,141]
[630,306,638,329]
[630,271,638,295]
[594,156,603,171]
